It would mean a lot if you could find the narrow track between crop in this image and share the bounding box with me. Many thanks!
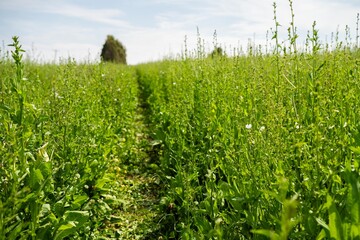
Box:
[100,74,162,239]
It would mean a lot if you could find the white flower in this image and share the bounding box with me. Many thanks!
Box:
[259,126,265,132]
[55,92,63,99]
[246,124,252,129]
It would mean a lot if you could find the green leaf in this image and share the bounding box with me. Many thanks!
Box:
[316,229,328,240]
[0,103,11,112]
[71,195,89,209]
[7,221,26,239]
[30,168,44,189]
[218,181,231,196]
[348,174,360,224]
[54,222,77,240]
[350,224,360,239]
[194,215,212,233]
[18,192,36,204]
[95,176,111,189]
[169,231,176,238]
[53,199,65,217]
[252,229,279,240]
[37,222,53,240]
[316,61,326,72]
[346,172,360,237]
[315,217,329,231]
[350,146,360,154]
[54,211,89,240]
[327,194,344,240]
[63,211,89,226]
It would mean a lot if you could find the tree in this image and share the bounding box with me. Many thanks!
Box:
[209,46,225,58]
[101,35,127,64]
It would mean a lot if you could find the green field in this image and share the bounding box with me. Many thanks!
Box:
[1,21,360,240]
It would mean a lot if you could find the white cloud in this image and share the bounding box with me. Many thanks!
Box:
[0,0,131,28]
[155,12,207,30]
[46,4,131,28]
[2,0,360,64]
[120,27,189,64]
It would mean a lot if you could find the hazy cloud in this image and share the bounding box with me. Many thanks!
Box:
[1,0,359,64]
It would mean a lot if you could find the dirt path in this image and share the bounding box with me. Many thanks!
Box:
[100,76,162,239]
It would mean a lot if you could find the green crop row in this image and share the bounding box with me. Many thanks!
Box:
[136,37,360,239]
[2,13,360,239]
[0,37,140,239]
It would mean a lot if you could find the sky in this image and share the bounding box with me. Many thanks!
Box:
[0,0,359,65]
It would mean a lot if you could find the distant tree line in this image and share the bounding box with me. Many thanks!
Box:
[100,35,226,64]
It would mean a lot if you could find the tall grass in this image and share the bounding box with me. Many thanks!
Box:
[0,37,140,239]
[1,4,360,239]
[136,10,360,239]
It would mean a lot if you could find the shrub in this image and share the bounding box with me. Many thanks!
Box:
[209,46,225,58]
[100,35,127,64]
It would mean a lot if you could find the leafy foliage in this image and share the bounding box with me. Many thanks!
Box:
[2,7,360,240]
[0,37,138,239]
[209,46,225,58]
[101,35,127,64]
[135,26,360,239]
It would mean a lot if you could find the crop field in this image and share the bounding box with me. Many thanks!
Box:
[1,18,360,240]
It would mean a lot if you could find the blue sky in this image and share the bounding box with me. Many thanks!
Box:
[1,0,359,64]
